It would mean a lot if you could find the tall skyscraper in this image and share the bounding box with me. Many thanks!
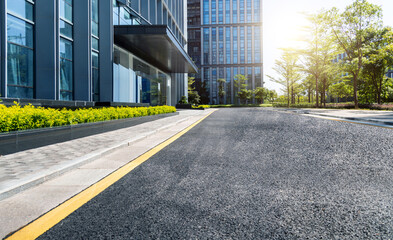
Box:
[0,0,197,106]
[188,0,263,104]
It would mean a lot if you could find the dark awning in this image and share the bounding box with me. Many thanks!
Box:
[114,25,198,73]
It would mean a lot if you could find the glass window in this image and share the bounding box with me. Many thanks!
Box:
[60,0,73,22]
[7,15,34,48]
[240,26,245,63]
[254,26,261,63]
[92,0,99,24]
[92,37,99,51]
[218,0,223,24]
[239,0,244,23]
[211,0,216,24]
[247,0,252,23]
[247,67,252,89]
[255,67,261,88]
[120,7,132,25]
[6,8,34,99]
[60,38,73,100]
[254,0,260,22]
[233,27,238,64]
[247,26,252,63]
[203,0,209,25]
[232,0,237,24]
[60,20,73,38]
[225,0,230,24]
[60,38,73,60]
[92,52,99,101]
[212,28,217,64]
[7,0,34,21]
[92,0,99,100]
[219,27,224,64]
[7,43,34,97]
[203,28,210,64]
[225,27,231,64]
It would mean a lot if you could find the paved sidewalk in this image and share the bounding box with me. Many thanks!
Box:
[277,108,393,125]
[0,109,214,201]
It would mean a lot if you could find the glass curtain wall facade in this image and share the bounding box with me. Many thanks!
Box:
[1,0,106,102]
[1,0,192,105]
[188,0,263,104]
[112,0,188,106]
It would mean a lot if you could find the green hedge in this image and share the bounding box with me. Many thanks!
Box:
[272,102,393,110]
[272,103,316,108]
[0,103,176,133]
[209,104,273,108]
[192,105,210,109]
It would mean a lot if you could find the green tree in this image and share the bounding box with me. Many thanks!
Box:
[234,74,251,104]
[267,89,278,103]
[362,27,393,104]
[300,11,337,107]
[254,87,267,104]
[187,77,201,104]
[328,81,353,102]
[217,78,226,104]
[267,49,301,107]
[327,0,383,108]
[196,80,210,104]
[237,89,253,104]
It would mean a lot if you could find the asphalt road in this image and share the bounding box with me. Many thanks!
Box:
[39,108,393,239]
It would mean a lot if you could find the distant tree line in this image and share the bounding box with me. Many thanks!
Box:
[269,0,393,108]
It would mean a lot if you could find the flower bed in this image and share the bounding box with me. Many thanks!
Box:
[0,103,176,133]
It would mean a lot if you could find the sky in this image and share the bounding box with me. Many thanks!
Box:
[263,0,393,94]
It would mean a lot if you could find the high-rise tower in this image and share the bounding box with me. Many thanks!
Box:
[188,0,263,104]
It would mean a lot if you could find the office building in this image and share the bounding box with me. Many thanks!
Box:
[0,0,197,106]
[188,0,263,104]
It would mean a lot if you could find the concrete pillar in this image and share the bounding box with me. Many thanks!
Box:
[98,0,113,102]
[73,0,91,101]
[35,0,57,99]
[0,0,6,97]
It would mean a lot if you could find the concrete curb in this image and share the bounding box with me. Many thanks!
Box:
[0,112,203,201]
[302,112,393,126]
[270,108,393,126]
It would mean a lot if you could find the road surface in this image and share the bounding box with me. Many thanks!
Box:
[38,108,393,239]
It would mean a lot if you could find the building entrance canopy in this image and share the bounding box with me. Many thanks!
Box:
[114,25,198,74]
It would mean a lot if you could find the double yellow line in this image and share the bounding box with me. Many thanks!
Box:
[6,111,215,240]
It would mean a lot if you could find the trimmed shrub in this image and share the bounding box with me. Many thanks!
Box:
[0,103,176,133]
[192,105,210,109]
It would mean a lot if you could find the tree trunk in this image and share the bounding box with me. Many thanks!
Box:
[354,74,359,109]
[315,79,319,108]
[308,89,311,103]
[323,81,326,108]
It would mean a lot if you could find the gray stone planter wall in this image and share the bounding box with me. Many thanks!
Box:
[0,112,178,155]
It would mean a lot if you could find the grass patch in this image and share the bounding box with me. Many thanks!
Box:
[0,103,176,133]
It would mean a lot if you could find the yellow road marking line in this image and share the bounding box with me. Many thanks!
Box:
[5,110,216,240]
